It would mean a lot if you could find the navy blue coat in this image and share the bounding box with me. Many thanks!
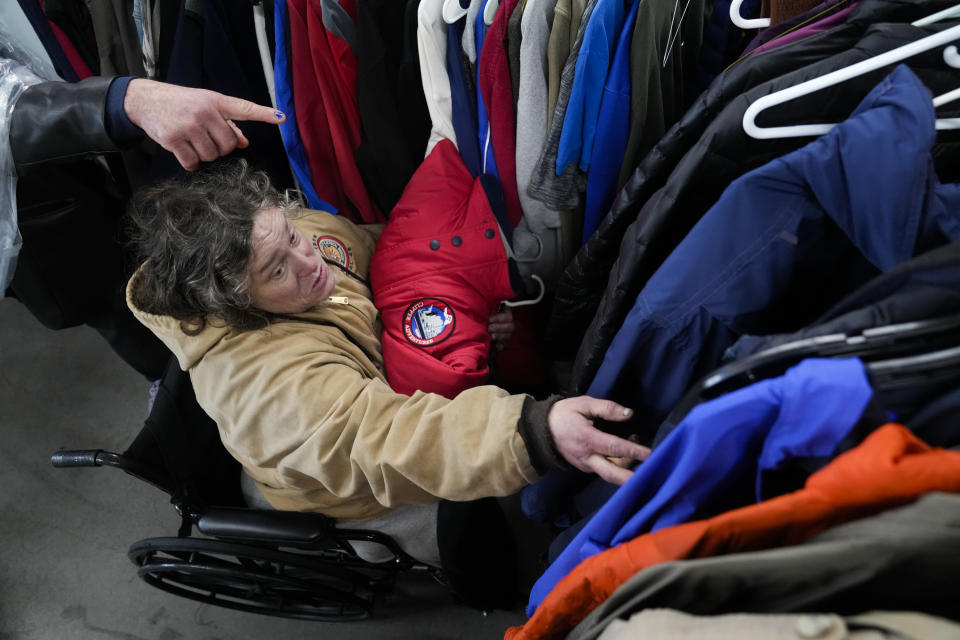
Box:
[587,65,960,435]
[549,3,960,378]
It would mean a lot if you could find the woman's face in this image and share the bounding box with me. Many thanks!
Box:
[248,208,336,314]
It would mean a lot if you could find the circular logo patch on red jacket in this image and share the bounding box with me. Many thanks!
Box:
[403,298,456,347]
[315,235,350,268]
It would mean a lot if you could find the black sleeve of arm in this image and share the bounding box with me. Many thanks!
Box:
[517,394,573,474]
[10,76,139,171]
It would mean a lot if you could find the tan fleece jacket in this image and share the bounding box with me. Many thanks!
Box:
[127,210,538,521]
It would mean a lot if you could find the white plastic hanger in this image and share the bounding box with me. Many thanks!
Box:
[912,3,960,27]
[742,23,960,139]
[484,0,500,26]
[729,0,770,30]
[443,0,470,24]
[502,275,546,308]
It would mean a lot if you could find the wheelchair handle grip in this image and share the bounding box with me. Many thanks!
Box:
[51,449,103,468]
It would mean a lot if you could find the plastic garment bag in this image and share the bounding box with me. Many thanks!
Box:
[0,23,57,292]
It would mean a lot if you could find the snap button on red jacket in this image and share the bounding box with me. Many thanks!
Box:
[371,139,520,398]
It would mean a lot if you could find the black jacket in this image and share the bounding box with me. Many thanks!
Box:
[154,0,290,188]
[10,76,119,167]
[545,0,960,363]
[8,77,168,379]
[354,0,431,213]
[553,18,960,395]
[654,241,960,446]
[726,241,960,362]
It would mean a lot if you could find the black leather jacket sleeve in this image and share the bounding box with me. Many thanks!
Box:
[10,76,121,171]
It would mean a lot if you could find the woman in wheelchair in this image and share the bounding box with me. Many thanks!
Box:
[125,160,648,575]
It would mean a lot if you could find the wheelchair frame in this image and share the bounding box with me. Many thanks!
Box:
[50,359,444,621]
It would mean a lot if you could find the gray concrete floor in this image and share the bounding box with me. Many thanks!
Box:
[0,298,549,639]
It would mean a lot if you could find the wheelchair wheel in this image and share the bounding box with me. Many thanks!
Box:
[130,537,391,621]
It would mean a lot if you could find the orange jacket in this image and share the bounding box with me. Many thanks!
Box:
[506,424,960,640]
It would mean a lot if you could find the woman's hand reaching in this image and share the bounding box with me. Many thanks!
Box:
[547,396,650,485]
[488,306,515,350]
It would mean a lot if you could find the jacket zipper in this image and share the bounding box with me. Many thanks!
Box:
[323,258,370,287]
[327,296,378,335]
[322,258,374,324]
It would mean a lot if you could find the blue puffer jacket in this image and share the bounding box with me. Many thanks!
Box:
[529,357,877,616]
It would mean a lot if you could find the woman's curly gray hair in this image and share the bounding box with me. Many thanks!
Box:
[128,160,301,334]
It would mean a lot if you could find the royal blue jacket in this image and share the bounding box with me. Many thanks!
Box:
[586,65,960,432]
[447,18,483,177]
[581,0,639,242]
[556,0,629,175]
[529,357,876,615]
[274,0,335,212]
[475,0,499,178]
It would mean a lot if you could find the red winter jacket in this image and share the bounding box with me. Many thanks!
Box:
[371,139,520,398]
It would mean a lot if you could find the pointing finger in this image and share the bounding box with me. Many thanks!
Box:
[217,95,285,124]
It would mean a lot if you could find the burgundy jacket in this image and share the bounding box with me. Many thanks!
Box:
[478,0,523,228]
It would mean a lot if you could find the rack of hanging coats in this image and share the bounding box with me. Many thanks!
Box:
[6,0,960,637]
[506,0,960,635]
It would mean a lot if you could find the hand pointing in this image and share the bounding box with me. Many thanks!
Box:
[123,78,286,171]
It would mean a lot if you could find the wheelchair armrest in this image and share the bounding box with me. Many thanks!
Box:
[196,507,337,546]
